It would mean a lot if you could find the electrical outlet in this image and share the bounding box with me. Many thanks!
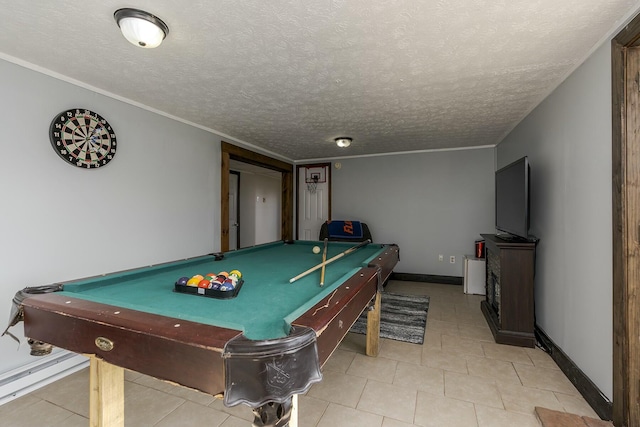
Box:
[438,254,443,262]
[449,256,456,264]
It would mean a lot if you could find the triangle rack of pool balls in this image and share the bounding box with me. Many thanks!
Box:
[174,270,243,299]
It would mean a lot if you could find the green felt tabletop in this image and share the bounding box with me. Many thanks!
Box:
[58,240,387,340]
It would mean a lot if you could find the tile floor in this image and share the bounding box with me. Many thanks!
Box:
[0,281,601,427]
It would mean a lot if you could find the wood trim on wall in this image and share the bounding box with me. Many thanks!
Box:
[612,15,640,426]
[535,326,612,420]
[220,142,293,252]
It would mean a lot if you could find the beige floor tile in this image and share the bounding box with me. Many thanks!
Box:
[482,342,534,365]
[346,353,398,383]
[457,323,494,341]
[357,380,417,423]
[338,332,368,354]
[414,392,478,427]
[132,374,216,406]
[52,413,89,427]
[298,394,330,426]
[475,405,542,427]
[379,339,423,365]
[455,311,486,327]
[421,348,468,374]
[124,381,185,426]
[209,398,254,421]
[220,415,255,427]
[496,381,564,415]
[32,368,89,417]
[438,309,459,323]
[322,348,356,373]
[422,330,442,350]
[124,368,144,382]
[155,401,229,427]
[424,304,455,321]
[0,399,78,427]
[514,364,580,395]
[307,370,368,408]
[554,392,600,418]
[382,418,415,427]
[525,347,561,370]
[426,319,459,334]
[441,334,485,357]
[393,361,444,396]
[444,371,503,408]
[0,393,40,417]
[317,403,384,427]
[466,355,521,384]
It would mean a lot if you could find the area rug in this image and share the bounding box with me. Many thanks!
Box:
[349,292,430,344]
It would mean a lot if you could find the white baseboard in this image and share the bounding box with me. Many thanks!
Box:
[0,351,89,406]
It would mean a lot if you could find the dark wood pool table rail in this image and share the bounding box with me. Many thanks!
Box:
[22,294,240,397]
[293,243,400,364]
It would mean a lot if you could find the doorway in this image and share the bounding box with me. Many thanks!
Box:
[229,160,282,249]
[220,142,293,252]
[296,163,331,240]
[228,170,240,250]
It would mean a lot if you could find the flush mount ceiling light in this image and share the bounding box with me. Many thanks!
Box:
[335,137,352,148]
[114,8,169,48]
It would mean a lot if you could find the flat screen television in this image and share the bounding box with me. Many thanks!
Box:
[495,156,530,240]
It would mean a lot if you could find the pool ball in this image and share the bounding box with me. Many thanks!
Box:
[192,274,204,281]
[210,282,221,290]
[218,271,229,279]
[230,269,242,279]
[176,277,189,286]
[198,279,211,288]
[186,277,200,286]
[220,281,235,291]
[312,246,321,254]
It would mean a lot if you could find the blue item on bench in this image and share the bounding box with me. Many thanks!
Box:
[326,220,363,239]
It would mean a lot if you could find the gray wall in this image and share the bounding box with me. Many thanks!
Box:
[238,172,281,248]
[0,58,222,374]
[330,148,495,276]
[497,41,613,399]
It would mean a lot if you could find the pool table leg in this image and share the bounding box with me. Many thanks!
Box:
[366,291,382,357]
[88,355,124,427]
[289,394,298,427]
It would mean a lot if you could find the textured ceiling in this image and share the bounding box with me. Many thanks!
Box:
[0,1,637,161]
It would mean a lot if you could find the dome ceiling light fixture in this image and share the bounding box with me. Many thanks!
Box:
[335,137,352,148]
[114,8,169,48]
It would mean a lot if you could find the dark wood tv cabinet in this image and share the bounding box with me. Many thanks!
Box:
[480,234,537,347]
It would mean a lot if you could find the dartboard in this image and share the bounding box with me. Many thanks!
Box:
[49,109,117,169]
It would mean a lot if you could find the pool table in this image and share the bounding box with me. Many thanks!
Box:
[19,240,399,427]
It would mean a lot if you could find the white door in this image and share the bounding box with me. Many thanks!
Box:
[298,165,329,240]
[229,171,239,250]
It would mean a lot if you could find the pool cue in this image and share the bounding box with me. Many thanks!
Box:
[289,239,371,283]
[320,238,328,286]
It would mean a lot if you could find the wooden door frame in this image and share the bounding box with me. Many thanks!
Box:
[612,15,640,426]
[295,162,332,239]
[220,142,293,252]
[229,170,240,250]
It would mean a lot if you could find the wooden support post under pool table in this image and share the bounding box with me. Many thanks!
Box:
[89,355,124,427]
[365,292,382,356]
[289,394,298,427]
